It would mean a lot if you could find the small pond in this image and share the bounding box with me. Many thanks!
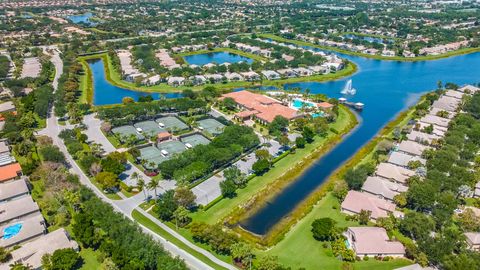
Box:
[183,51,254,66]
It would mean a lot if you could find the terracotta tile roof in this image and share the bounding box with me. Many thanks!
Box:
[0,163,22,182]
[222,91,298,123]
[157,131,172,139]
[317,102,334,109]
[341,190,396,219]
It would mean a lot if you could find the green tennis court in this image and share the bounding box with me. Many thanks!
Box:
[111,125,145,142]
[138,146,168,169]
[197,118,225,135]
[157,141,187,156]
[134,121,165,137]
[181,133,211,147]
[155,116,189,132]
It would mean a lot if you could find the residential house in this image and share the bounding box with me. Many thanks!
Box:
[0,196,39,224]
[240,71,260,81]
[261,70,280,80]
[341,190,402,220]
[190,75,207,85]
[465,232,480,251]
[277,68,296,78]
[205,74,224,83]
[292,67,313,77]
[167,77,185,87]
[361,176,408,201]
[0,163,22,182]
[388,152,426,168]
[0,178,29,203]
[458,85,480,94]
[224,72,243,82]
[375,163,415,186]
[0,214,45,248]
[407,130,441,145]
[0,228,78,270]
[345,227,405,257]
[431,96,461,112]
[397,140,430,157]
[308,65,329,74]
[419,114,450,128]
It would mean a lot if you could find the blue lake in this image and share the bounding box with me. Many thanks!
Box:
[88,47,480,234]
[240,51,480,235]
[183,51,254,66]
[344,34,394,44]
[89,59,181,106]
[68,12,97,26]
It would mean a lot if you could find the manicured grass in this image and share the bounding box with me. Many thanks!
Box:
[177,47,268,62]
[264,194,413,270]
[131,210,230,270]
[79,248,102,270]
[78,61,92,104]
[78,52,357,98]
[260,33,480,62]
[190,106,356,225]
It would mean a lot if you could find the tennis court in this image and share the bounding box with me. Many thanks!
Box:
[157,141,187,156]
[134,121,165,137]
[181,133,210,147]
[155,116,189,132]
[111,125,145,142]
[138,146,168,169]
[197,118,225,135]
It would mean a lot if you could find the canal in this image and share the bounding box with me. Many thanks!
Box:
[88,50,480,235]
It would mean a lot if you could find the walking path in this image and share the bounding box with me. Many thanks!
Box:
[38,47,234,270]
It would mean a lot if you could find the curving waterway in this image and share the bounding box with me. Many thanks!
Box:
[89,51,480,235]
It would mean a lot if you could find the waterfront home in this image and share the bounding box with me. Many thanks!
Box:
[397,140,430,157]
[259,49,271,58]
[407,130,441,145]
[205,74,224,83]
[292,67,313,77]
[0,162,22,182]
[458,85,480,94]
[261,70,280,80]
[221,90,300,124]
[0,196,39,225]
[324,62,343,71]
[308,65,329,74]
[203,63,216,69]
[341,190,402,220]
[429,107,456,119]
[0,214,45,248]
[419,114,451,128]
[143,75,161,86]
[465,232,480,251]
[240,71,261,81]
[375,163,415,186]
[0,228,79,270]
[403,51,416,58]
[224,72,243,82]
[382,50,396,57]
[277,68,296,78]
[417,122,447,137]
[125,73,146,83]
[432,96,461,112]
[190,75,207,85]
[167,76,185,87]
[117,49,141,77]
[388,152,426,168]
[444,90,464,99]
[361,176,408,201]
[0,178,29,203]
[155,49,180,70]
[344,227,405,257]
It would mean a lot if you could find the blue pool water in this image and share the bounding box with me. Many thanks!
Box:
[292,99,316,109]
[3,223,22,239]
[183,52,254,66]
[68,12,96,26]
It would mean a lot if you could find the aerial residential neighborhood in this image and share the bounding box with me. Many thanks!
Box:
[0,0,480,270]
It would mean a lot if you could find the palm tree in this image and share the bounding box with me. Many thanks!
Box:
[148,177,160,198]
[137,177,146,199]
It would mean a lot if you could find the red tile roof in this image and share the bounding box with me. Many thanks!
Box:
[222,91,298,123]
[157,131,172,139]
[0,163,22,182]
[317,102,334,109]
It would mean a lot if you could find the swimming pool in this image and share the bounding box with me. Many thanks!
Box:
[292,99,317,109]
[2,223,22,239]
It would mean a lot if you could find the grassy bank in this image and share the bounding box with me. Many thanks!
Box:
[78,60,93,104]
[177,47,268,62]
[77,52,357,99]
[260,33,480,62]
[132,210,229,270]
[263,194,412,270]
[189,106,357,227]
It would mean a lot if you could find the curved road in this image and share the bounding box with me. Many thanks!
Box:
[39,46,235,270]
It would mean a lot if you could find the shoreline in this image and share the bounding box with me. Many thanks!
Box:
[218,106,359,246]
[77,52,358,101]
[260,33,480,62]
[231,95,420,247]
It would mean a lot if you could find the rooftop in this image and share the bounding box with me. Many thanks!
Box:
[0,178,29,202]
[0,196,39,224]
[375,163,415,185]
[347,227,405,255]
[341,190,398,220]
[362,176,408,201]
[0,163,22,182]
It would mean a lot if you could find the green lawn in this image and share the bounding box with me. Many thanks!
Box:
[79,248,102,270]
[190,106,356,225]
[131,210,230,270]
[264,194,413,270]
